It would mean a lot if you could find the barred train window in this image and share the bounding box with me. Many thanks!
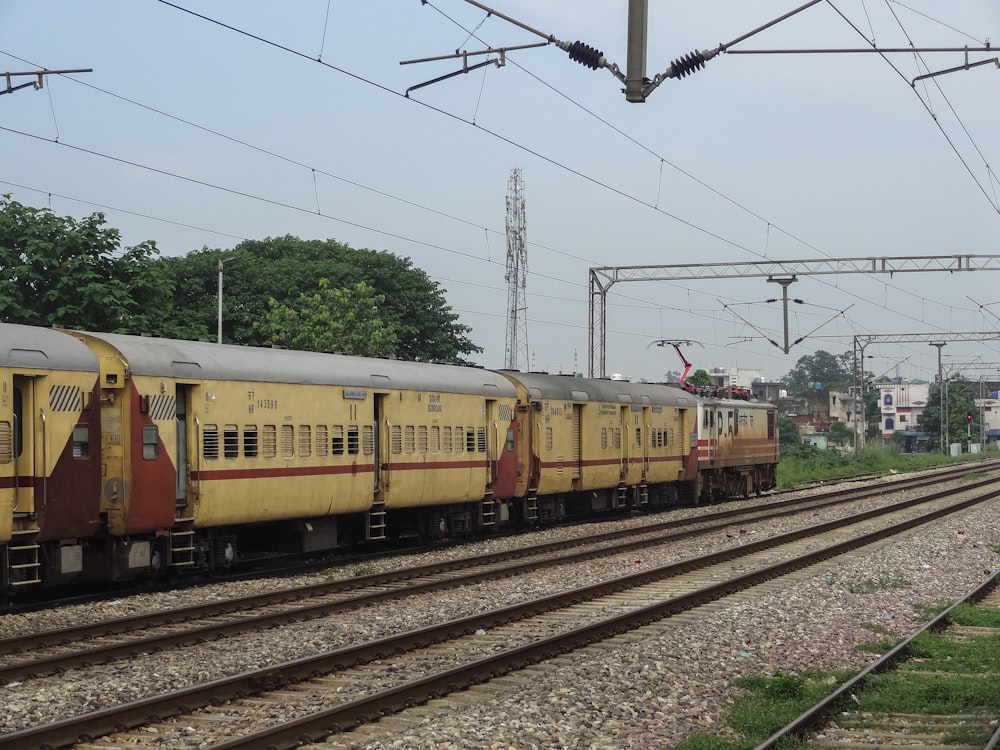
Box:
[601,427,607,449]
[74,425,91,459]
[298,425,311,457]
[141,425,158,460]
[466,427,476,453]
[331,425,344,455]
[443,426,452,453]
[362,425,374,455]
[613,428,621,449]
[545,427,553,451]
[391,424,402,454]
[477,427,486,453]
[315,425,328,458]
[347,426,360,455]
[203,424,219,459]
[224,424,238,458]
[430,425,440,453]
[454,427,464,453]
[0,421,12,464]
[280,425,294,459]
[404,425,415,454]
[635,428,642,448]
[244,426,259,458]
[263,425,277,458]
[418,425,428,453]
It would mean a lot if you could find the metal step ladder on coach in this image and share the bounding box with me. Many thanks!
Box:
[366,499,387,540]
[168,516,197,567]
[5,525,41,587]
[480,492,496,527]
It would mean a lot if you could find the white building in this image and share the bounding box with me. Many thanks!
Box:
[879,383,929,438]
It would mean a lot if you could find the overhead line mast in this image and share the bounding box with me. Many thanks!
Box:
[504,169,528,371]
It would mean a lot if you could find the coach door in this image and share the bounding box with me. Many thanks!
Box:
[8,377,33,516]
[175,386,189,506]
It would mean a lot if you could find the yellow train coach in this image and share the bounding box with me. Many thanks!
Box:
[65,331,520,572]
[497,372,700,521]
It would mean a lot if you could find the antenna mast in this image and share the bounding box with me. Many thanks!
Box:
[504,169,529,370]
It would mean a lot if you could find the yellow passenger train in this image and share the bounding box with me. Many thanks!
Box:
[0,323,778,592]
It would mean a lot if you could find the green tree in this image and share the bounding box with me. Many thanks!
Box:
[687,369,712,387]
[256,279,398,357]
[0,197,193,336]
[828,420,853,447]
[162,236,481,362]
[778,415,800,449]
[781,350,853,396]
[918,382,979,451]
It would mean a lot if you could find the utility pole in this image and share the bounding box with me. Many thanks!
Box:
[929,342,946,454]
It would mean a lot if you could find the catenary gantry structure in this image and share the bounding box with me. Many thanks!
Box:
[589,255,1000,378]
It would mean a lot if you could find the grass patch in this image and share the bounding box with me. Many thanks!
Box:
[856,671,1000,714]
[775,444,998,490]
[841,573,910,595]
[949,601,1000,628]
[352,563,376,577]
[902,629,1000,671]
[910,602,949,621]
[675,670,853,750]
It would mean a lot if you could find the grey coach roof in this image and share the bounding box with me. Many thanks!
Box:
[498,370,697,407]
[69,330,517,396]
[1,323,98,371]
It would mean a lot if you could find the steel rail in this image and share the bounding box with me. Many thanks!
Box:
[5,481,998,750]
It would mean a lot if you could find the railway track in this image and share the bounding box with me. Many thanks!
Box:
[754,573,1000,750]
[0,462,992,685]
[3,469,998,749]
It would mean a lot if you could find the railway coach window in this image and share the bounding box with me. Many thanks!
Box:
[430,425,440,453]
[443,426,453,453]
[601,428,608,449]
[418,425,428,453]
[362,425,374,455]
[224,425,239,458]
[244,425,259,458]
[477,427,486,453]
[347,426,360,455]
[141,425,157,460]
[315,425,328,457]
[203,425,219,460]
[331,425,344,455]
[73,425,91,458]
[63,425,85,458]
[299,425,311,457]
[454,427,465,453]
[280,425,294,459]
[263,425,277,458]
[0,421,12,463]
[404,425,415,454]
[635,428,642,448]
[391,424,402,454]
[466,428,477,453]
[545,427,553,451]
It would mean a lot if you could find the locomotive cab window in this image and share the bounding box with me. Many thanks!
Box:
[141,425,157,460]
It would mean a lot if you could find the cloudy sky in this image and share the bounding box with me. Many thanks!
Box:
[2,1,998,383]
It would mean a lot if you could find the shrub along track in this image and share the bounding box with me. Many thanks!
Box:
[4,472,999,749]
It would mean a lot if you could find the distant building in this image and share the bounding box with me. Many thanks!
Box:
[707,367,765,390]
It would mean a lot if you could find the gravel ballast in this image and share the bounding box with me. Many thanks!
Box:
[0,478,997,748]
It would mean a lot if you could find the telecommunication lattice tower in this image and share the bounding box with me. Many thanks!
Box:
[504,169,528,370]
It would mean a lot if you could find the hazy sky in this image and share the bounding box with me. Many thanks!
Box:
[2,1,998,383]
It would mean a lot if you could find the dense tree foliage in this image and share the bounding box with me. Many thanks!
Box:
[918,382,979,450]
[162,236,481,363]
[687,369,712,387]
[0,197,198,337]
[256,279,398,357]
[780,350,854,395]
